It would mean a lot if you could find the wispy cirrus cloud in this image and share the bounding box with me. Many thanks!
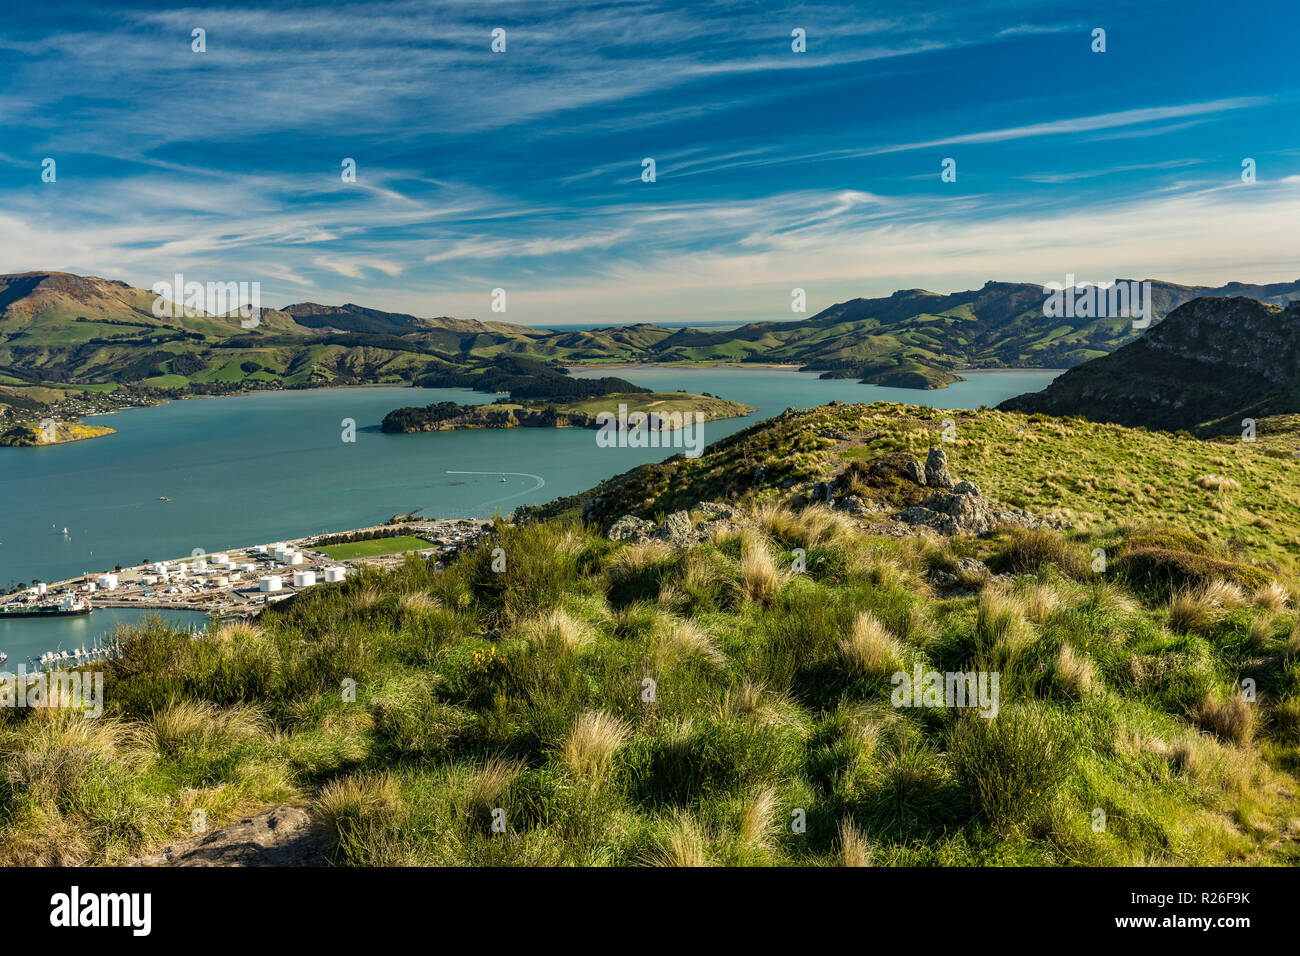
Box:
[0,0,1296,325]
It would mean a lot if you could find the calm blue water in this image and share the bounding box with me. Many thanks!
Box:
[0,607,209,671]
[0,367,1057,659]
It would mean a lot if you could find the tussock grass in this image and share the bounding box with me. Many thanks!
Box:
[562,711,630,778]
[1193,693,1255,746]
[1168,579,1245,634]
[645,811,710,867]
[1195,474,1242,492]
[836,816,873,867]
[737,531,785,606]
[518,607,592,651]
[4,490,1298,868]
[839,611,906,677]
[737,786,779,849]
[1253,581,1289,612]
[1053,643,1096,698]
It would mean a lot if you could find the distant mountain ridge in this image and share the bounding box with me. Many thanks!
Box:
[998,296,1300,433]
[3,270,1299,413]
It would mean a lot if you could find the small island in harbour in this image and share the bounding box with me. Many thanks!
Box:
[381,391,755,433]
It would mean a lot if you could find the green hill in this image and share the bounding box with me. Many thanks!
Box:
[8,272,1300,415]
[4,404,1298,866]
[999,297,1300,437]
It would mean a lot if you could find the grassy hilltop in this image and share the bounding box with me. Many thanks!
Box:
[2,402,1298,866]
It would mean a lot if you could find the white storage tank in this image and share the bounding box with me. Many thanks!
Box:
[211,553,229,564]
[193,558,208,571]
[258,575,283,592]
[324,566,347,583]
[142,575,158,586]
[292,570,316,587]
[241,563,256,574]
[153,562,169,574]
[254,545,268,554]
[99,573,118,590]
[36,582,47,595]
[214,576,230,587]
[287,552,304,565]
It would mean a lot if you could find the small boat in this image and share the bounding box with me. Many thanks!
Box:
[159,496,170,501]
[0,652,8,666]
[61,527,68,535]
[499,475,507,483]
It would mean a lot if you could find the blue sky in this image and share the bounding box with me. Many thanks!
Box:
[1,0,1298,326]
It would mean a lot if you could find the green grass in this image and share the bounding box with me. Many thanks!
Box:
[316,536,433,559]
[2,508,1296,866]
[535,403,1300,564]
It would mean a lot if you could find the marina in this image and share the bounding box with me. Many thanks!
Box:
[0,518,493,669]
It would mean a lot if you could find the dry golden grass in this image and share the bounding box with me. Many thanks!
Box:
[459,755,520,829]
[135,699,267,758]
[1202,578,1247,608]
[1,707,131,800]
[646,812,709,867]
[609,540,672,578]
[839,611,905,677]
[1195,474,1242,492]
[348,585,382,611]
[398,591,439,617]
[738,531,785,605]
[720,679,766,719]
[1054,643,1095,697]
[1193,693,1255,746]
[680,550,729,594]
[1253,581,1289,612]
[755,501,854,548]
[519,607,592,651]
[1169,579,1246,633]
[836,816,872,867]
[737,786,779,848]
[314,772,403,833]
[212,619,262,644]
[975,588,1034,665]
[561,711,631,778]
[656,615,725,665]
[1019,580,1066,624]
[1079,579,1140,616]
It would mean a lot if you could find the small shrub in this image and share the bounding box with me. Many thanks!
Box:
[949,706,1072,831]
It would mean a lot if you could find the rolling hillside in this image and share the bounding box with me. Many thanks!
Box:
[4,271,1299,427]
[5,402,1299,867]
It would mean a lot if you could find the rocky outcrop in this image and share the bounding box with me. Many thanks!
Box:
[607,515,656,543]
[606,502,738,545]
[127,806,325,867]
[654,511,696,547]
[890,454,1067,535]
[924,447,954,489]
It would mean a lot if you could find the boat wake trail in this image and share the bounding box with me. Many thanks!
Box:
[446,471,546,512]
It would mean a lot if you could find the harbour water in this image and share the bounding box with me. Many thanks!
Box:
[0,366,1058,660]
[0,606,210,672]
